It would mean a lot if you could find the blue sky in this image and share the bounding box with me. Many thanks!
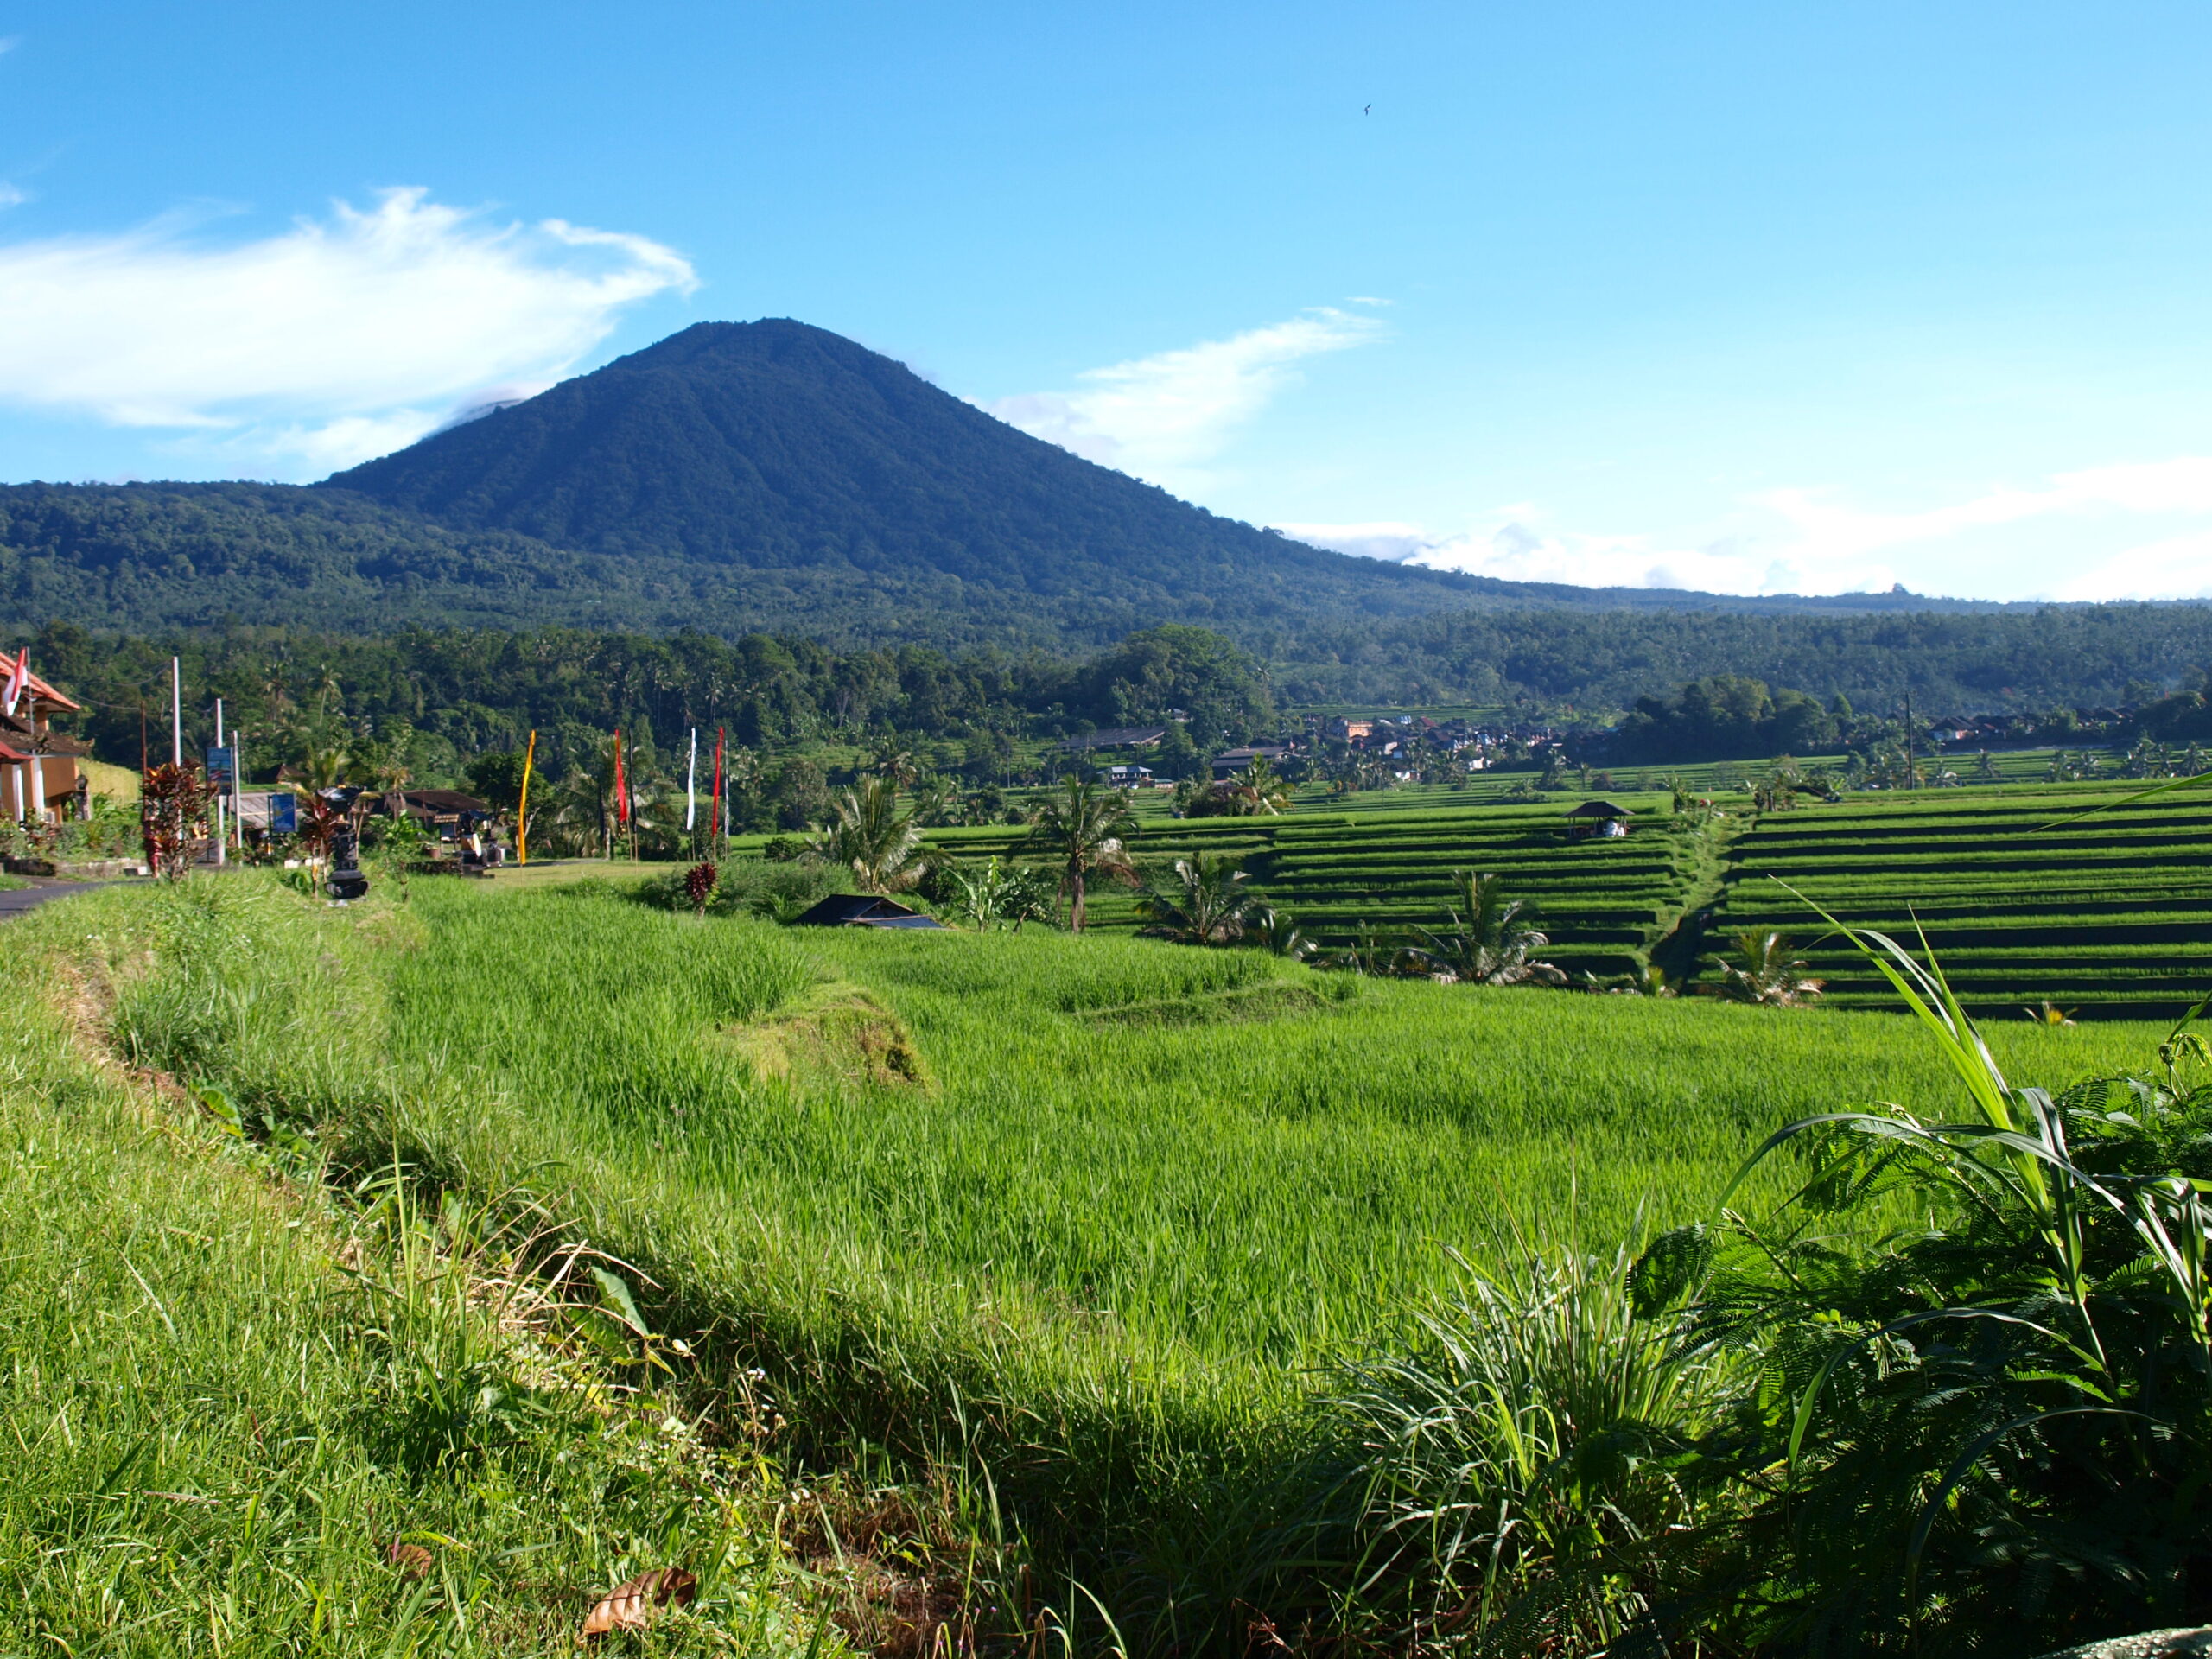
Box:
[2,1,2209,601]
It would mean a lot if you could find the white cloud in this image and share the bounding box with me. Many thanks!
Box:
[0,184,25,210]
[989,307,1384,486]
[1755,457,2212,569]
[0,186,695,474]
[1284,454,2212,601]
[1275,517,1895,596]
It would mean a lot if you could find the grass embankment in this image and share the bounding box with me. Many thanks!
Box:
[79,872,2170,1643]
[0,887,838,1656]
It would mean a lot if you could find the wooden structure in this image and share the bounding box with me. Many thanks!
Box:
[1565,798,1635,840]
[378,788,493,841]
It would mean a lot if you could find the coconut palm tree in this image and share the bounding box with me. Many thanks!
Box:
[868,741,923,790]
[810,774,930,893]
[1713,930,1825,1006]
[907,778,963,827]
[1406,869,1552,984]
[1225,755,1291,815]
[1027,774,1137,933]
[1246,906,1315,961]
[1137,855,1258,945]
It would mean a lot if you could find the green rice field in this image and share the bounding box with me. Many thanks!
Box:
[892,769,2212,1017]
[44,872,2170,1633]
[923,797,1707,976]
[1708,783,2212,1016]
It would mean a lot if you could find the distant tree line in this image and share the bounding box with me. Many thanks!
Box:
[19,620,1273,813]
[1267,603,2212,712]
[1601,662,2212,766]
[17,612,2212,798]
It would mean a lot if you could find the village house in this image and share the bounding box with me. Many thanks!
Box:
[2,665,92,824]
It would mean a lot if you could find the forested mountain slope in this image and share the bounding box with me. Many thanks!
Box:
[2,319,2205,694]
[321,319,1491,630]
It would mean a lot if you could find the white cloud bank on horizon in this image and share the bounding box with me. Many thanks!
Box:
[989,306,1384,489]
[1280,455,2212,603]
[0,187,695,474]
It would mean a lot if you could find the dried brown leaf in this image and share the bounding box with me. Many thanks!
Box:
[386,1540,433,1580]
[579,1567,697,1641]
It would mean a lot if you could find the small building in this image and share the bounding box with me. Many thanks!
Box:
[378,788,494,841]
[1106,764,1154,788]
[789,894,950,930]
[1211,743,1294,779]
[2,666,90,823]
[1566,798,1635,840]
[1059,727,1169,753]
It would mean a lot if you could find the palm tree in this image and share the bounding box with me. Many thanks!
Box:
[300,741,351,792]
[810,774,930,893]
[907,778,962,827]
[1713,930,1825,1006]
[1027,774,1138,933]
[1137,855,1258,945]
[869,741,922,790]
[1406,869,1551,984]
[1225,755,1290,816]
[1246,906,1315,961]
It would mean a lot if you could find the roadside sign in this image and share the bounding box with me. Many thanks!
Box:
[207,747,235,785]
[237,791,298,833]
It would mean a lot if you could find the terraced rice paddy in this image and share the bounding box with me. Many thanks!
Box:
[927,797,1716,976]
[1707,782,2212,1017]
[914,770,2212,1016]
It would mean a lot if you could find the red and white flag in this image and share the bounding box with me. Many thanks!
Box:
[2,650,27,719]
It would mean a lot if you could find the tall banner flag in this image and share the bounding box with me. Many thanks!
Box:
[685,728,697,832]
[613,732,629,829]
[517,729,537,865]
[711,728,725,849]
[2,649,27,718]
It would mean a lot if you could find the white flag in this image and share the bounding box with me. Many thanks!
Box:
[685,728,697,831]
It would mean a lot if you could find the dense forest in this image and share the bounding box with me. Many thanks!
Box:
[23,620,1271,805]
[22,608,2212,790]
[1275,601,2212,709]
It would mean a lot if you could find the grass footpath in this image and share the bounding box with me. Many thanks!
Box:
[51,870,2177,1651]
[0,887,845,1657]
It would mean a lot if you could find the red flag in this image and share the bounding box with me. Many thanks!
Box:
[613,730,629,824]
[711,727,724,838]
[2,649,26,719]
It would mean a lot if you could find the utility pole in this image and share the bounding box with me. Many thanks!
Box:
[1904,690,1915,791]
[213,698,226,866]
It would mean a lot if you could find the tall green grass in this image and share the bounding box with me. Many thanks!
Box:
[79,872,2175,1649]
[0,888,831,1657]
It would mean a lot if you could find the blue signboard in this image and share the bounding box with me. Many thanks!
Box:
[269,791,296,834]
[206,747,234,786]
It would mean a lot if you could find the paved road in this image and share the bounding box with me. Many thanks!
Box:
[0,880,111,918]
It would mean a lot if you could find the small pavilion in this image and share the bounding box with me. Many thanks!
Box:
[1565,798,1636,840]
